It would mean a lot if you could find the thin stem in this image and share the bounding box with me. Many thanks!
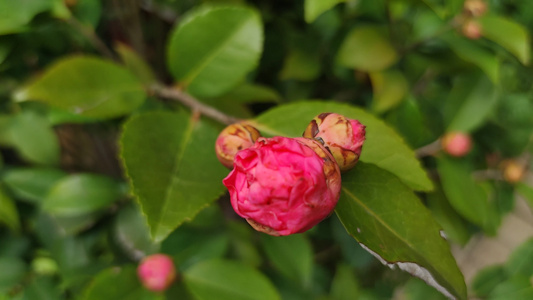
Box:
[66,17,118,61]
[151,84,240,125]
[415,139,442,158]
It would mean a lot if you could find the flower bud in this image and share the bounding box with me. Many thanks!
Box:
[137,254,176,292]
[502,160,526,183]
[462,20,482,40]
[223,136,341,236]
[464,0,488,17]
[303,113,366,172]
[441,132,472,157]
[215,123,261,169]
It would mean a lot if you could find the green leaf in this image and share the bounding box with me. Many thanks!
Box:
[120,111,227,242]
[369,69,408,113]
[517,183,533,210]
[304,0,345,23]
[444,34,500,83]
[479,15,530,65]
[261,234,313,286]
[505,238,533,278]
[184,259,280,300]
[447,76,499,133]
[401,277,448,300]
[2,168,67,203]
[17,276,61,300]
[279,48,321,81]
[113,203,160,261]
[7,111,60,165]
[0,0,52,35]
[330,264,360,300]
[0,188,20,231]
[437,156,500,234]
[472,265,508,298]
[167,6,263,98]
[0,257,26,292]
[72,0,102,27]
[337,26,398,72]
[43,174,123,216]
[116,43,156,86]
[15,56,145,119]
[335,162,466,300]
[81,265,163,300]
[488,275,533,300]
[252,101,433,191]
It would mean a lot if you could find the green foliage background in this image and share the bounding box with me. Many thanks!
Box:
[1,0,533,299]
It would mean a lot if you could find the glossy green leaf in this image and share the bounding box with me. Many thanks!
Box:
[370,69,408,113]
[252,101,433,191]
[113,203,160,261]
[184,259,280,300]
[437,156,499,234]
[505,238,533,278]
[2,168,67,203]
[479,15,530,65]
[116,43,156,86]
[7,111,60,165]
[0,0,52,35]
[337,26,398,72]
[15,56,145,119]
[279,48,321,81]
[444,34,499,83]
[402,277,448,300]
[0,188,20,231]
[17,276,61,300]
[167,6,263,98]
[43,174,123,216]
[261,234,313,286]
[0,257,26,292]
[488,276,533,300]
[330,264,359,300]
[304,0,345,23]
[120,111,227,242]
[447,76,499,133]
[517,183,533,210]
[426,186,471,246]
[335,163,466,300]
[72,0,102,27]
[81,265,163,300]
[472,265,508,298]
[219,84,281,104]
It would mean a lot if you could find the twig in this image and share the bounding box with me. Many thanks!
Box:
[415,139,442,158]
[151,84,240,125]
[66,17,118,61]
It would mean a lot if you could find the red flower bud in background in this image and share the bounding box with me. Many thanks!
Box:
[441,132,472,157]
[137,254,176,292]
[462,20,482,39]
[223,136,341,236]
[215,123,261,169]
[303,113,366,172]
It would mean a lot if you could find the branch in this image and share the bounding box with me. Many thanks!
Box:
[415,139,442,158]
[151,84,240,125]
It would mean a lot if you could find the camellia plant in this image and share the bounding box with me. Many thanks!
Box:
[1,0,533,299]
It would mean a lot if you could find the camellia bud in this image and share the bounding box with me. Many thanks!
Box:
[501,160,526,183]
[464,0,488,17]
[462,19,482,40]
[215,123,261,169]
[303,113,366,172]
[441,132,472,157]
[223,136,341,236]
[137,254,176,292]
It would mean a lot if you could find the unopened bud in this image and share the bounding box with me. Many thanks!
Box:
[215,123,261,169]
[441,132,472,157]
[303,113,366,172]
[462,20,482,39]
[464,0,488,17]
[137,254,176,292]
[502,160,526,183]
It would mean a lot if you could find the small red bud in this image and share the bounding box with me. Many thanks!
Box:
[441,132,472,157]
[215,123,261,169]
[303,113,366,172]
[462,20,482,39]
[137,254,176,292]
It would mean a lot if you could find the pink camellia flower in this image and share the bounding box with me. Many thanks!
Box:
[223,136,341,236]
[137,254,176,292]
[303,113,366,172]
